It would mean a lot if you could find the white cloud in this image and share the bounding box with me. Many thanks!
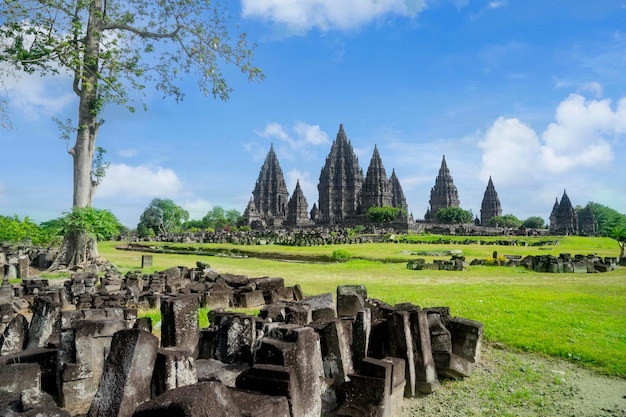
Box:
[180,199,214,221]
[479,93,624,185]
[487,1,506,9]
[96,163,183,199]
[254,121,330,150]
[241,0,426,33]
[478,117,542,184]
[541,94,616,172]
[579,81,603,97]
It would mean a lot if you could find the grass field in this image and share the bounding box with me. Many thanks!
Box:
[97,236,626,377]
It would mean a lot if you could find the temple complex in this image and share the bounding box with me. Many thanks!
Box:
[480,176,502,226]
[425,156,460,221]
[242,125,597,236]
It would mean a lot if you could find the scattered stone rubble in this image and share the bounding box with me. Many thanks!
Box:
[469,253,619,273]
[0,261,483,417]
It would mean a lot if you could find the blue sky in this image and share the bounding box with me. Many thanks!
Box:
[1,0,625,227]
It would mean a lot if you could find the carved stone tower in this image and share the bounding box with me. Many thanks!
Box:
[389,169,408,213]
[251,144,289,226]
[317,124,364,224]
[286,180,312,227]
[577,203,598,236]
[480,176,502,226]
[550,190,578,235]
[426,155,460,221]
[358,145,392,214]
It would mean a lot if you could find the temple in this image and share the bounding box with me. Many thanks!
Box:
[480,176,502,226]
[249,144,289,227]
[550,190,578,235]
[425,155,460,222]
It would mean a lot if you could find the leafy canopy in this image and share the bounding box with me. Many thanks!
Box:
[435,207,473,224]
[0,0,264,113]
[488,214,522,228]
[366,206,406,223]
[522,216,545,229]
[584,202,626,237]
[137,198,189,237]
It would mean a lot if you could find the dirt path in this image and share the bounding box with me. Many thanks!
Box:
[398,344,626,417]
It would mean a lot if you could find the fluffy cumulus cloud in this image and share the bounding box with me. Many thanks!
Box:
[95,164,183,199]
[479,93,625,188]
[241,0,426,32]
[254,121,330,149]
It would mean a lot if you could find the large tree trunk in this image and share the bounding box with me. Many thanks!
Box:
[49,0,103,271]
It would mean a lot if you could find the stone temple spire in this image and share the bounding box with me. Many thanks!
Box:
[550,189,578,235]
[286,180,312,227]
[317,124,364,224]
[389,169,408,212]
[251,143,289,226]
[480,176,502,226]
[359,145,392,214]
[426,155,460,220]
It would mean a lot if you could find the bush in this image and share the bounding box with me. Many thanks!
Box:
[332,249,351,261]
[435,207,473,224]
[366,206,406,223]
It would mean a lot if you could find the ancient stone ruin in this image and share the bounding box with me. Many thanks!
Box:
[480,176,502,226]
[0,261,483,417]
[424,155,460,222]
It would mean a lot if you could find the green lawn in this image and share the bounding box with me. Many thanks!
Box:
[97,236,626,376]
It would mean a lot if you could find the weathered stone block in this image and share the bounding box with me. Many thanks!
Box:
[0,313,29,356]
[26,297,61,349]
[337,284,367,317]
[309,318,354,385]
[87,329,158,417]
[212,312,256,364]
[239,290,265,308]
[197,358,249,387]
[160,294,200,357]
[151,347,197,398]
[0,363,41,393]
[447,317,484,363]
[298,292,336,321]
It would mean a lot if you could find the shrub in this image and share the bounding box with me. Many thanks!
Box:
[435,207,474,224]
[332,249,351,261]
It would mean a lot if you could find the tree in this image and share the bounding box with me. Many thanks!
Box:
[609,226,626,260]
[1,1,262,268]
[488,214,522,228]
[435,207,473,224]
[522,216,545,229]
[585,202,626,237]
[137,198,189,237]
[198,206,242,231]
[366,206,406,223]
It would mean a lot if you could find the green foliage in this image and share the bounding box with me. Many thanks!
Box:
[366,206,406,223]
[137,198,189,237]
[181,206,243,232]
[0,215,56,246]
[347,225,365,238]
[489,214,522,228]
[331,249,351,260]
[435,207,474,224]
[55,207,124,241]
[609,226,626,258]
[586,202,626,237]
[522,216,545,229]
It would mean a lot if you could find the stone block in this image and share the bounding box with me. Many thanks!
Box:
[0,313,29,356]
[285,304,312,325]
[298,292,337,321]
[151,347,197,398]
[87,330,159,417]
[309,318,354,385]
[410,310,440,394]
[0,363,41,393]
[239,290,266,308]
[352,308,371,371]
[447,317,484,363]
[26,297,61,349]
[141,255,153,269]
[197,358,249,387]
[337,284,367,317]
[205,290,232,310]
[212,312,256,364]
[236,363,300,417]
[427,313,452,353]
[133,381,240,417]
[433,351,472,379]
[160,294,200,357]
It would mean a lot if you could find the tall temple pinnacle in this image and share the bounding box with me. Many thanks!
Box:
[317,124,364,224]
[426,155,460,221]
[286,180,312,227]
[359,145,392,214]
[389,169,408,212]
[480,176,502,226]
[550,189,578,235]
[251,144,289,227]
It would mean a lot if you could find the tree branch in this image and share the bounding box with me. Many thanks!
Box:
[102,23,181,39]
